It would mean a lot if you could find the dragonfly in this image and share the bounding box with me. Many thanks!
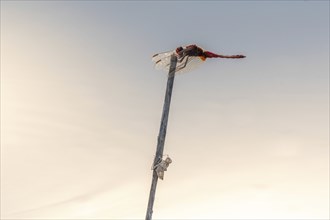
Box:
[152,44,246,74]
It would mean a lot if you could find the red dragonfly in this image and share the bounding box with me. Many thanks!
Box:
[152,44,246,74]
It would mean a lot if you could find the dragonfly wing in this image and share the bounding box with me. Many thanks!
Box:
[152,50,175,71]
[175,56,205,74]
[152,51,205,74]
[152,50,173,61]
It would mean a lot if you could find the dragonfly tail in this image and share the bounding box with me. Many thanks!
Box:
[204,51,246,59]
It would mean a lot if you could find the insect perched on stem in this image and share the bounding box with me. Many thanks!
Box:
[152,44,246,74]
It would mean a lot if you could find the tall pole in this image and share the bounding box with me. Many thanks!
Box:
[145,54,177,220]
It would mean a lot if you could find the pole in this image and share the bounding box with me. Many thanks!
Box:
[145,54,177,220]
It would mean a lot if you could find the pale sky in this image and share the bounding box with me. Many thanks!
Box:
[1,1,329,219]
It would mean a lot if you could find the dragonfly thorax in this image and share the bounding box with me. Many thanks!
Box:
[176,45,205,58]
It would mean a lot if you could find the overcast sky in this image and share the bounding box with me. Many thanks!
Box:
[1,1,329,219]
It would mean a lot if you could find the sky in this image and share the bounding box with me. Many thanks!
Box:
[1,1,329,219]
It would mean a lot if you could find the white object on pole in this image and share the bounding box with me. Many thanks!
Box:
[154,156,172,180]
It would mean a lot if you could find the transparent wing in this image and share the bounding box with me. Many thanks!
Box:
[152,50,175,71]
[152,52,205,75]
[175,56,205,74]
[152,44,207,74]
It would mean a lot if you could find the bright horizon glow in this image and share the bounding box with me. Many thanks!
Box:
[1,1,329,219]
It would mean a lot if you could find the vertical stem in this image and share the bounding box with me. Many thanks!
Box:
[145,55,177,220]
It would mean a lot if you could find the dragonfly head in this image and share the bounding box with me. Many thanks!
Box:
[176,46,183,54]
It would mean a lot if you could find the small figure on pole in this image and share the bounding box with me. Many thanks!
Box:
[153,155,172,180]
